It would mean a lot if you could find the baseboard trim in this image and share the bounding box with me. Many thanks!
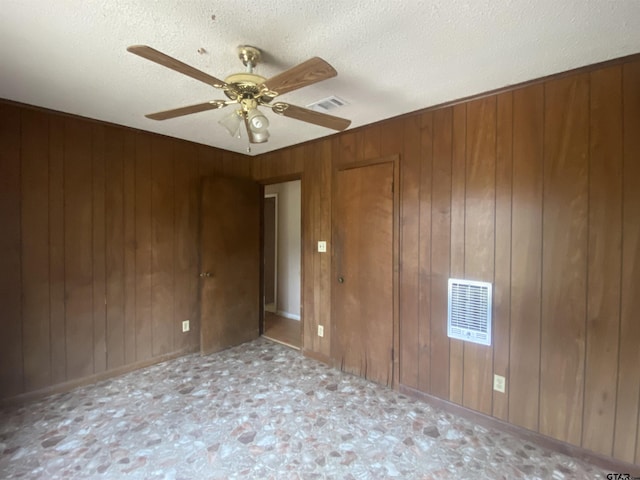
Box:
[301,348,332,366]
[399,384,640,476]
[1,346,199,407]
[276,310,301,321]
[263,335,300,351]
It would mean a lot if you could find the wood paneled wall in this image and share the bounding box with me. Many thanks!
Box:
[0,102,250,400]
[252,56,640,464]
[1,54,639,465]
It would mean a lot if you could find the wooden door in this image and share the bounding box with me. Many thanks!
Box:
[200,176,260,355]
[332,161,395,386]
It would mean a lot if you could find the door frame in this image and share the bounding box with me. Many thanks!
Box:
[331,154,400,387]
[258,174,303,345]
[264,193,278,313]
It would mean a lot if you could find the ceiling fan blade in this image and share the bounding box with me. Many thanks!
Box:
[272,103,351,131]
[146,101,227,120]
[127,45,227,88]
[261,57,337,96]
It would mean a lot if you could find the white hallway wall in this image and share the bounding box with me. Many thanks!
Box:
[265,180,301,320]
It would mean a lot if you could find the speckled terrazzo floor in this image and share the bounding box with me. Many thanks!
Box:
[1,338,607,479]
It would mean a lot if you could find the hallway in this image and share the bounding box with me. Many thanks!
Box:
[263,312,301,350]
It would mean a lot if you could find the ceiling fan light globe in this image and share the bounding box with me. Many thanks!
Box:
[251,130,270,143]
[218,110,242,137]
[247,108,270,133]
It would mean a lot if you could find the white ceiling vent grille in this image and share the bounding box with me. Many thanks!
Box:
[448,278,492,346]
[307,95,349,113]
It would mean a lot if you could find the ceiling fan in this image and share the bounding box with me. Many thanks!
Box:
[127,45,351,144]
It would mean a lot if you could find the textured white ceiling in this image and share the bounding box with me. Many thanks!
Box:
[1,0,639,156]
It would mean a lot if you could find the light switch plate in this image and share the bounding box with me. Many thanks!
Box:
[317,241,327,253]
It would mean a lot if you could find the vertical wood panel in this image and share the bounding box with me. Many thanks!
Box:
[49,115,66,385]
[198,143,224,178]
[493,92,513,421]
[508,84,543,431]
[301,153,316,353]
[429,108,453,399]
[105,127,125,369]
[173,141,199,350]
[462,97,496,416]
[418,112,433,392]
[0,103,24,397]
[363,124,382,160]
[614,59,640,463]
[21,110,51,390]
[92,125,107,374]
[449,104,466,405]
[151,137,175,356]
[123,131,137,363]
[380,118,404,157]
[290,145,305,174]
[337,131,359,166]
[135,133,153,361]
[64,118,94,380]
[302,140,332,358]
[581,65,623,456]
[399,115,421,389]
[540,73,589,445]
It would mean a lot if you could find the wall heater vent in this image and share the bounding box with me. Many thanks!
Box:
[447,278,492,346]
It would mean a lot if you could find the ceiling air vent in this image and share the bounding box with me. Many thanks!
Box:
[307,95,349,113]
[447,278,492,346]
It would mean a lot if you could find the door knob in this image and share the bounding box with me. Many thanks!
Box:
[199,272,211,278]
[338,275,344,283]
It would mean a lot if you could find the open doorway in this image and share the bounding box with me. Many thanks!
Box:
[262,179,301,349]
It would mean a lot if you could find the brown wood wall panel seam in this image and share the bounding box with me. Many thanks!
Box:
[398,115,421,389]
[150,137,175,357]
[48,116,66,385]
[63,118,95,381]
[417,112,433,393]
[122,131,137,364]
[0,103,24,397]
[581,65,623,457]
[508,84,544,432]
[21,110,51,391]
[540,73,589,446]
[492,91,513,421]
[462,97,496,416]
[105,127,126,370]
[449,103,466,405]
[92,124,107,375]
[134,134,153,362]
[429,108,452,400]
[612,60,640,464]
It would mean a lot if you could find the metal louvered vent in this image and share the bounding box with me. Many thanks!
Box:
[306,95,349,112]
[447,278,492,346]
